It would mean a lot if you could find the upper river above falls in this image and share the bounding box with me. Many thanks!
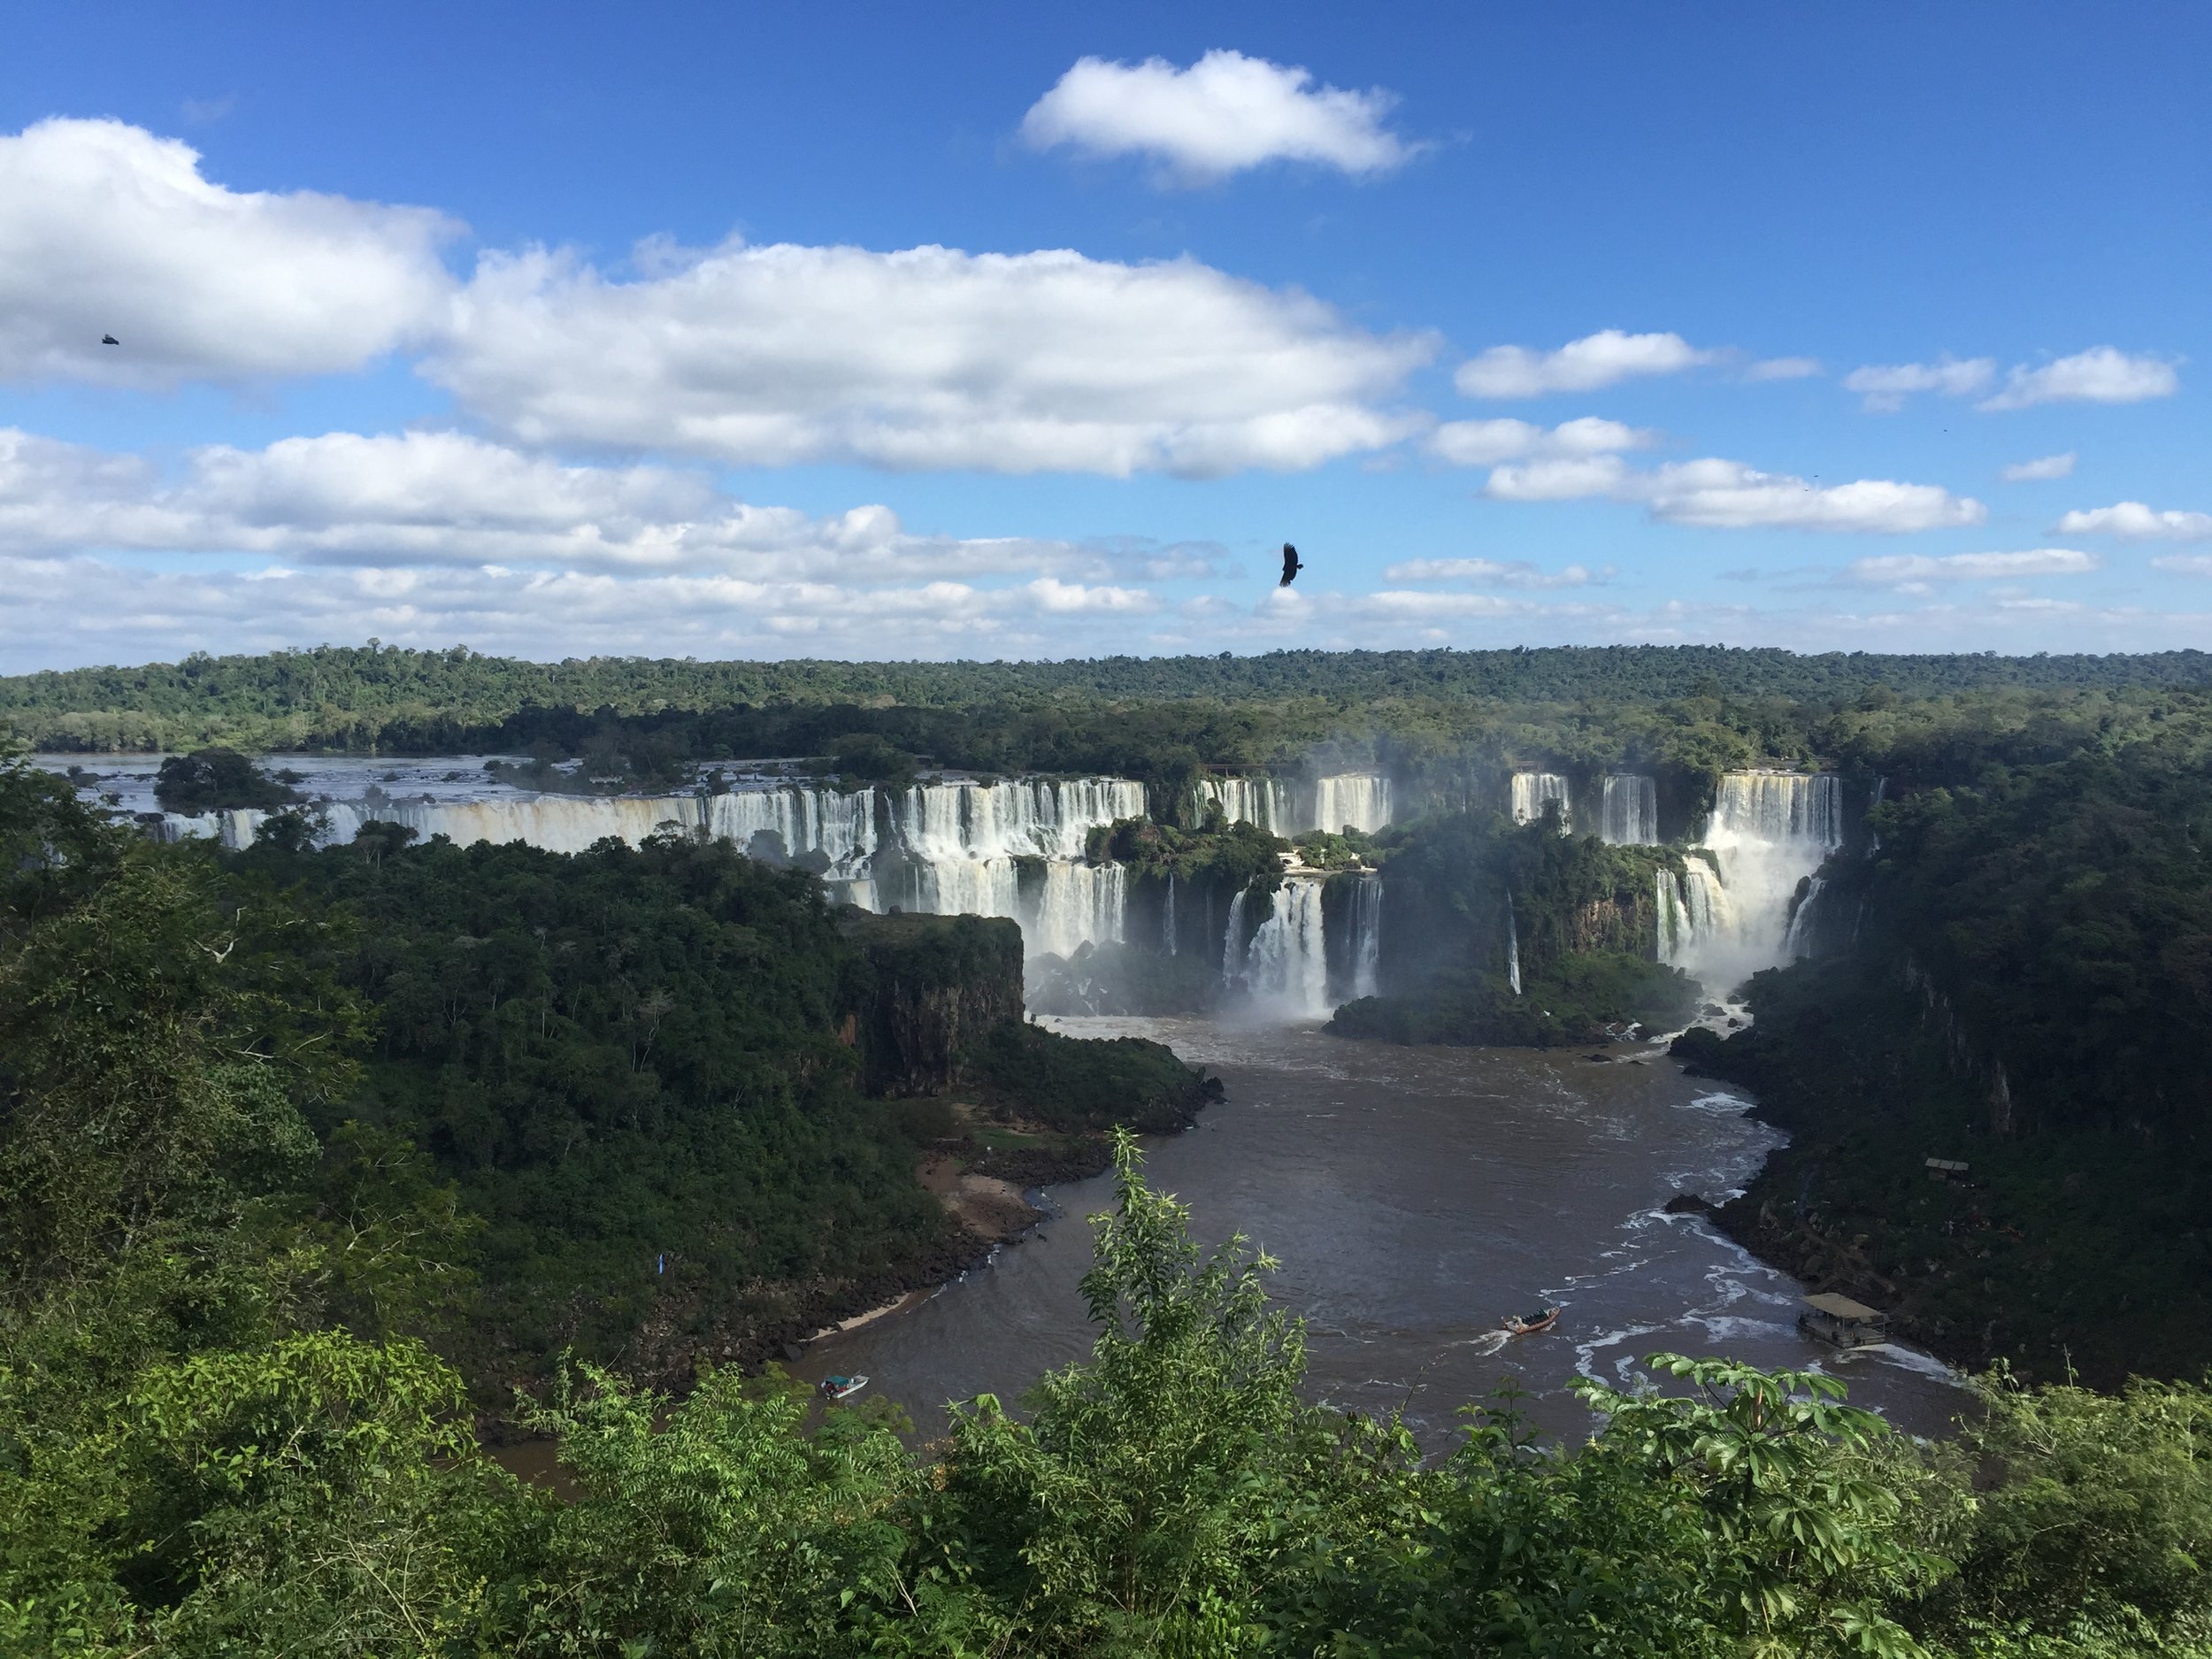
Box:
[804,1017,1966,1448]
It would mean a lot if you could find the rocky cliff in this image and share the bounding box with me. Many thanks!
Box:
[841,910,1025,1096]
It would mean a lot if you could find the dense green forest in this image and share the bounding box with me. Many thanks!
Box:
[12,646,2212,787]
[1671,699,2212,1387]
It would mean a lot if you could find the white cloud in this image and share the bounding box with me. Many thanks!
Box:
[1380,557,1601,588]
[1481,450,1985,533]
[1841,355,1993,412]
[1455,330,1714,398]
[2001,451,2076,481]
[1844,549,2100,585]
[2055,501,2212,541]
[1426,415,1652,467]
[1484,454,1637,502]
[1641,461,1985,533]
[1746,357,1822,381]
[1979,346,2179,411]
[433,240,1434,476]
[0,117,457,385]
[0,426,1227,587]
[1019,50,1417,182]
[0,553,1175,669]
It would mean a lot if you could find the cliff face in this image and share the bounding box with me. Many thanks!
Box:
[841,910,1025,1096]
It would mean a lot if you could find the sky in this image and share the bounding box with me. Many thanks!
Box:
[1,2,2207,671]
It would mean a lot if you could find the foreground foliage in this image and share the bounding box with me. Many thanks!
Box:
[8,1106,2210,1657]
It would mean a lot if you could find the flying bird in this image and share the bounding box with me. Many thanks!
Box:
[101,334,119,345]
[1279,542,1303,588]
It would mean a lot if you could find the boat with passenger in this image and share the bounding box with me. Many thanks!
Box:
[818,1374,870,1401]
[1502,1307,1562,1336]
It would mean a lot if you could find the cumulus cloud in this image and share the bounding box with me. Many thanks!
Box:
[433,240,1434,476]
[2055,501,2212,541]
[1844,549,2101,586]
[0,426,1220,587]
[1455,330,1715,398]
[0,117,1433,478]
[1841,355,1994,412]
[1019,50,1417,181]
[0,117,458,385]
[0,553,1172,671]
[2002,451,2076,481]
[1380,557,1601,588]
[1979,346,2179,411]
[1481,450,1985,534]
[1425,415,1652,467]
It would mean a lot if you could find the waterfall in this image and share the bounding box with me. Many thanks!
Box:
[888,777,1141,862]
[1308,774,1393,835]
[318,787,882,864]
[1197,776,1289,832]
[706,787,877,872]
[1163,873,1179,955]
[1510,772,1573,833]
[1599,775,1658,845]
[90,753,1147,960]
[887,778,1141,954]
[1221,888,1250,982]
[1240,881,1330,1018]
[1348,875,1382,999]
[1506,894,1523,995]
[1781,875,1826,958]
[151,807,273,847]
[909,853,1021,924]
[1660,772,1843,992]
[1030,861,1126,958]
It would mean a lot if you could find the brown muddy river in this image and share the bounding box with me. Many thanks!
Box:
[802,1017,1966,1448]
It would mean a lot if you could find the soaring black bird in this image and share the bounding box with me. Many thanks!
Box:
[100,334,119,345]
[1279,542,1303,587]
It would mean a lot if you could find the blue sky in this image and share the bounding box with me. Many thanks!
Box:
[2,2,2206,669]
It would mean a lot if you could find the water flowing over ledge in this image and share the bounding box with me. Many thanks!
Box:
[49,754,1851,1009]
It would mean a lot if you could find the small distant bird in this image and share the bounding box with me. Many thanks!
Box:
[1279,542,1303,587]
[101,334,119,346]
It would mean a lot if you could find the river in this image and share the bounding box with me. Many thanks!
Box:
[801,1016,1966,1448]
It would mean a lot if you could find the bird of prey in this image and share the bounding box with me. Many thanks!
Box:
[101,334,119,345]
[1279,542,1303,587]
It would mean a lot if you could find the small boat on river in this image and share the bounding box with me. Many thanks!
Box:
[819,1374,869,1402]
[1502,1308,1562,1336]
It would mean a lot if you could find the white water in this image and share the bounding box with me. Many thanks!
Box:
[1221,889,1251,982]
[1661,772,1844,994]
[49,754,1145,960]
[1029,861,1128,958]
[1348,874,1383,1000]
[1507,894,1524,995]
[1599,775,1659,845]
[1197,776,1289,833]
[1510,772,1573,833]
[1308,773,1394,835]
[1163,873,1179,956]
[885,779,1143,952]
[1781,874,1827,957]
[1237,880,1331,1018]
